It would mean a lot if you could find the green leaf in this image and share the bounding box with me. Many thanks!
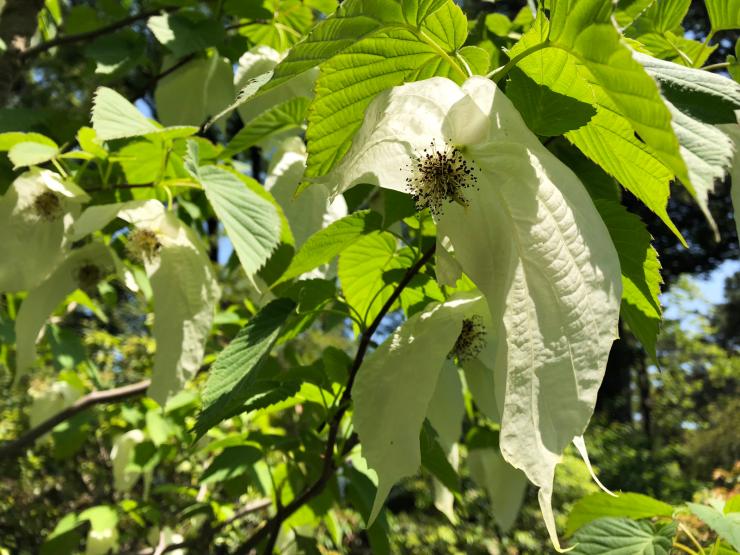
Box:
[419,420,460,495]
[304,1,469,178]
[0,131,57,151]
[509,17,685,243]
[147,12,224,58]
[594,200,662,362]
[187,158,281,280]
[279,209,383,282]
[628,0,691,34]
[458,45,490,75]
[468,447,528,532]
[224,97,309,157]
[688,503,740,550]
[155,56,235,130]
[636,53,740,124]
[7,140,58,168]
[570,518,675,555]
[506,68,596,136]
[91,87,159,141]
[352,294,484,524]
[705,0,740,31]
[720,124,740,239]
[338,231,402,326]
[546,0,689,187]
[200,445,262,484]
[566,492,674,536]
[194,299,296,438]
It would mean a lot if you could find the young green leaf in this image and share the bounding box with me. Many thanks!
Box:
[187,156,281,281]
[566,492,674,536]
[91,87,159,140]
[338,231,401,327]
[279,210,383,282]
[594,199,662,362]
[705,0,740,32]
[194,298,296,438]
[569,518,675,555]
[688,503,740,550]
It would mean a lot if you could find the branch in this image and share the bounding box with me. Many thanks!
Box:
[233,245,437,555]
[134,498,273,555]
[0,379,150,459]
[21,7,179,59]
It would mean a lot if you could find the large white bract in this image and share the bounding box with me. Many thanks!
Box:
[325,76,622,549]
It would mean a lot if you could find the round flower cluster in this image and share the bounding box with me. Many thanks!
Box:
[405,140,478,215]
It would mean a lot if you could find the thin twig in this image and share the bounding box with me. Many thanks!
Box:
[0,379,150,459]
[233,245,436,555]
[21,7,179,59]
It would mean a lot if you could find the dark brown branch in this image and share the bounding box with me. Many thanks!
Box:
[0,379,150,459]
[137,498,272,555]
[21,7,179,59]
[233,245,437,555]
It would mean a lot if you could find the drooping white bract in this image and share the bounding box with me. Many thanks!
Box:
[353,293,490,524]
[0,169,89,292]
[15,241,117,381]
[323,76,622,549]
[235,46,318,126]
[71,200,220,404]
[265,138,348,273]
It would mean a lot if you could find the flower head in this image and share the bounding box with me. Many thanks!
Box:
[127,228,161,263]
[449,315,487,363]
[405,140,478,215]
[33,191,64,221]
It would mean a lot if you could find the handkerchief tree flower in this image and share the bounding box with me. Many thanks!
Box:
[319,75,622,548]
[2,0,739,552]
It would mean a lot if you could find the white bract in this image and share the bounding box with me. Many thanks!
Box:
[235,46,318,126]
[15,241,117,380]
[326,76,622,549]
[0,169,89,292]
[72,200,220,404]
[353,293,488,524]
[265,137,348,279]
